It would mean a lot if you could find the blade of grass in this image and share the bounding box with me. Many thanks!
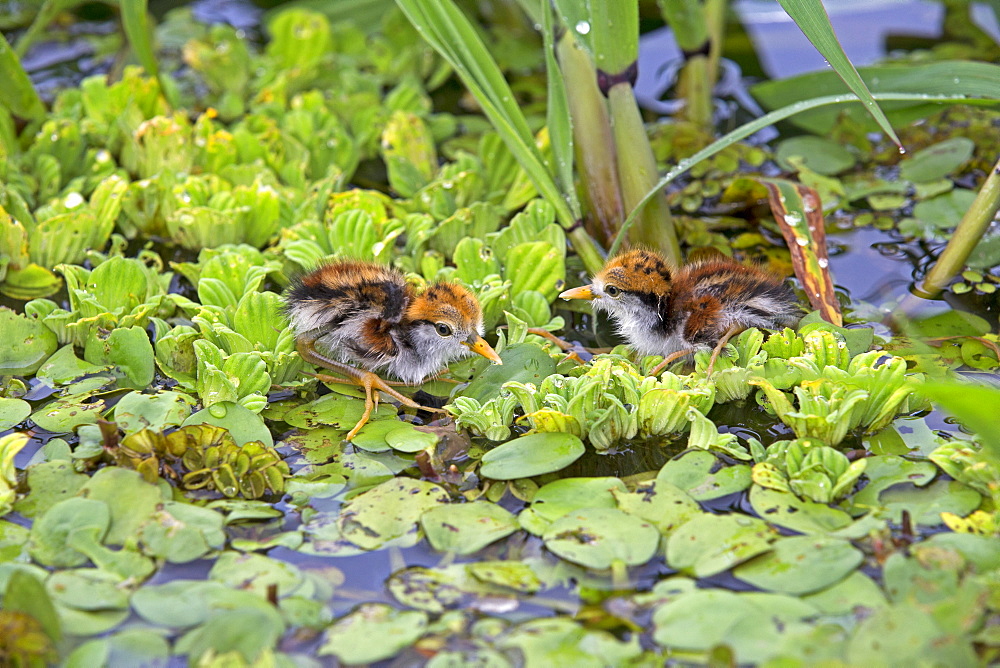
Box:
[0,31,46,120]
[541,0,578,219]
[396,0,605,274]
[120,0,179,109]
[777,0,902,150]
[609,92,992,256]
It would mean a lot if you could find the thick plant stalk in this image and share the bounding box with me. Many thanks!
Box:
[556,32,624,247]
[607,81,682,264]
[919,156,1000,297]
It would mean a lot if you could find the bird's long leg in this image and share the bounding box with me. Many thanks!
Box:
[705,325,745,377]
[647,348,695,377]
[296,338,425,439]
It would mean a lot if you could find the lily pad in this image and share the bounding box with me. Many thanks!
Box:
[46,568,130,612]
[775,136,856,175]
[802,571,888,615]
[139,502,226,563]
[338,477,450,550]
[386,566,465,613]
[64,630,170,668]
[899,137,974,183]
[0,308,57,375]
[114,390,195,436]
[656,450,752,500]
[421,501,518,555]
[78,467,166,546]
[14,460,88,518]
[479,432,585,480]
[518,477,627,535]
[35,345,111,386]
[83,325,155,389]
[498,618,642,667]
[318,603,428,665]
[749,486,853,534]
[543,507,659,570]
[282,392,394,431]
[733,536,863,594]
[666,514,776,577]
[30,392,106,433]
[467,561,543,593]
[0,397,31,430]
[28,497,110,567]
[385,423,439,453]
[209,552,310,599]
[612,480,702,536]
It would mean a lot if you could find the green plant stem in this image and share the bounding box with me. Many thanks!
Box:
[556,33,624,246]
[677,55,712,127]
[919,155,1000,297]
[607,81,681,264]
[608,92,982,257]
[568,226,607,277]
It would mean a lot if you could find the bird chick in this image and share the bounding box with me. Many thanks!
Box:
[285,261,501,438]
[559,249,800,373]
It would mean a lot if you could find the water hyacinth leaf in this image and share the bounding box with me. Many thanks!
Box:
[479,432,585,481]
[0,308,58,375]
[666,514,776,577]
[656,450,752,501]
[14,460,88,519]
[114,391,195,436]
[209,552,310,599]
[775,136,856,175]
[733,536,862,594]
[0,397,29,431]
[132,580,283,630]
[139,502,226,563]
[542,507,659,570]
[612,481,702,537]
[518,476,627,535]
[319,604,428,665]
[35,345,112,386]
[498,618,643,666]
[79,467,167,546]
[467,561,543,593]
[338,478,449,550]
[83,325,155,389]
[64,630,170,668]
[652,589,819,663]
[748,486,853,535]
[175,608,285,664]
[387,566,465,613]
[899,137,975,183]
[384,423,438,453]
[458,342,557,403]
[28,497,110,568]
[30,392,106,432]
[282,392,394,431]
[421,502,518,555]
[183,402,274,447]
[761,178,840,325]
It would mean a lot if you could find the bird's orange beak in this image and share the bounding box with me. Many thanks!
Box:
[559,285,596,301]
[464,335,503,364]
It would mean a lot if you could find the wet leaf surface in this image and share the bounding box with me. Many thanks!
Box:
[479,432,585,480]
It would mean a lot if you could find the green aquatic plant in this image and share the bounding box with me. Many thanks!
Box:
[118,424,290,499]
[752,437,867,504]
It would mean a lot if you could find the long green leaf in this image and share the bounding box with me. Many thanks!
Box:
[120,0,179,109]
[753,60,1000,134]
[0,30,45,120]
[777,0,901,148]
[610,93,989,256]
[396,0,575,230]
[589,0,638,76]
[541,0,578,220]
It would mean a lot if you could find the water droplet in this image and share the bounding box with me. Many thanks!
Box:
[575,20,591,35]
[64,192,85,208]
[818,258,829,268]
[209,404,228,418]
[784,213,802,226]
[796,237,809,246]
[222,486,238,497]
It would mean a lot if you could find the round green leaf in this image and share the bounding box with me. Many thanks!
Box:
[657,450,751,500]
[0,397,30,430]
[183,401,273,447]
[666,514,776,577]
[775,136,856,175]
[385,423,439,453]
[338,478,450,550]
[0,308,57,375]
[542,507,659,569]
[421,501,518,555]
[114,390,195,436]
[480,432,585,480]
[899,137,974,183]
[734,536,863,594]
[519,477,627,535]
[319,603,428,665]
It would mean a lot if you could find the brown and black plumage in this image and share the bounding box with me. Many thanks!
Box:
[560,249,800,373]
[285,261,501,438]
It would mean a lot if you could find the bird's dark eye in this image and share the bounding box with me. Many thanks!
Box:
[604,285,622,298]
[435,322,453,337]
